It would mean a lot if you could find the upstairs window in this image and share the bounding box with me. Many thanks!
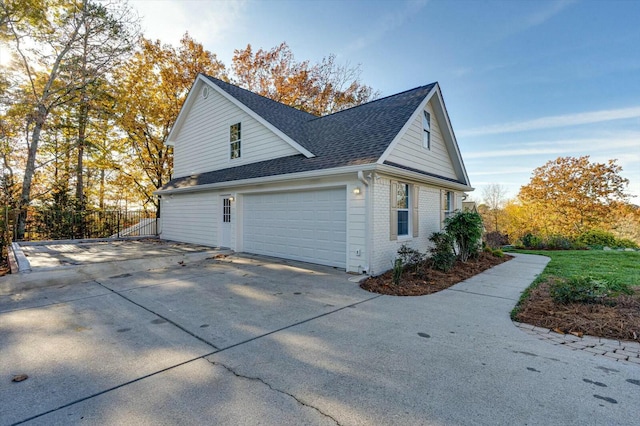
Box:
[422,111,431,150]
[230,122,241,159]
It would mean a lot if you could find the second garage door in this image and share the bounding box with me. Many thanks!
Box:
[243,188,347,268]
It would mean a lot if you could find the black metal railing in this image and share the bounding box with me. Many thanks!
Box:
[8,208,158,241]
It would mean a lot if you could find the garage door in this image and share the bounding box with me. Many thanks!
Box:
[243,188,347,268]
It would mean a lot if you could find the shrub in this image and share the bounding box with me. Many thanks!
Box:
[549,276,633,304]
[392,258,403,285]
[428,232,456,272]
[492,248,504,258]
[444,211,483,262]
[521,233,543,249]
[616,238,639,249]
[545,235,573,250]
[484,231,509,249]
[397,244,425,268]
[576,229,618,248]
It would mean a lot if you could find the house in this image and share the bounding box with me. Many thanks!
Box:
[156,74,473,275]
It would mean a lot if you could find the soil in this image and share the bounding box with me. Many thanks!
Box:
[515,280,640,341]
[360,251,512,296]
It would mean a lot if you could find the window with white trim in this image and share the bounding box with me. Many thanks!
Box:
[390,181,419,240]
[230,122,241,159]
[445,190,454,218]
[422,111,431,150]
[223,198,231,223]
[396,183,409,236]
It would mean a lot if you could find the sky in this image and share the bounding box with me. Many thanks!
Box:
[129,0,640,202]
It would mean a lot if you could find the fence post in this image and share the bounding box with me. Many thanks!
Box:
[117,211,120,238]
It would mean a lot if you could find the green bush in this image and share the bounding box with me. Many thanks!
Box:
[492,248,505,258]
[521,233,543,249]
[616,238,639,249]
[545,235,573,250]
[549,276,633,304]
[428,232,456,272]
[444,211,483,262]
[576,229,618,248]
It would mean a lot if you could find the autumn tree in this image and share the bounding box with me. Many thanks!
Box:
[113,34,226,215]
[1,0,138,238]
[232,42,378,115]
[480,183,508,233]
[518,156,630,237]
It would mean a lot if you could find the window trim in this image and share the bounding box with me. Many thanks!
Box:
[390,181,419,240]
[229,122,241,160]
[396,183,410,237]
[422,110,431,150]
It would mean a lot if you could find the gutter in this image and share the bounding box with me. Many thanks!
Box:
[155,163,378,195]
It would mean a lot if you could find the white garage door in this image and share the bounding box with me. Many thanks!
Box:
[243,188,347,268]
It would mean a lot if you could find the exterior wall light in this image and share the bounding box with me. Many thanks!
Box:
[228,196,235,202]
[353,187,361,195]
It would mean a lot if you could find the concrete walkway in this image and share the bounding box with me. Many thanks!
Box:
[1,252,639,425]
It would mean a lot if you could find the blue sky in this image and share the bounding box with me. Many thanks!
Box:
[131,0,640,201]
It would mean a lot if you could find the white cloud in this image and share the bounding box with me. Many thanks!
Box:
[459,106,640,137]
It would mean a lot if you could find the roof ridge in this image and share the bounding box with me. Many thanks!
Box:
[307,82,438,122]
[202,74,318,118]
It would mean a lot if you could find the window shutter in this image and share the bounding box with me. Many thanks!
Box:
[440,189,446,229]
[390,181,398,240]
[412,185,419,237]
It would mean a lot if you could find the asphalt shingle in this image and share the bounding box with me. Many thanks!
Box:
[161,76,458,191]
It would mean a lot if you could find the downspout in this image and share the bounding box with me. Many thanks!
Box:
[358,171,373,275]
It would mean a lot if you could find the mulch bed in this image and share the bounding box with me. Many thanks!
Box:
[360,252,512,296]
[515,280,640,341]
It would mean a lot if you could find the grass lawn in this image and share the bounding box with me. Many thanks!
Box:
[511,249,640,341]
[515,249,640,287]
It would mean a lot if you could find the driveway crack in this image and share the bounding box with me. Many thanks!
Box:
[209,360,341,425]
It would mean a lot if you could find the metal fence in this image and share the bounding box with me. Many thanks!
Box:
[4,208,158,242]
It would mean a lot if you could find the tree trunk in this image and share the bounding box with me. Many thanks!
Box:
[17,105,46,240]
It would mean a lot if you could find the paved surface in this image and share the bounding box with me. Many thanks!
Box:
[516,322,640,363]
[3,239,224,295]
[17,239,213,270]
[1,253,639,425]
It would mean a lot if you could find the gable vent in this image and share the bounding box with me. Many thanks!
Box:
[202,86,210,99]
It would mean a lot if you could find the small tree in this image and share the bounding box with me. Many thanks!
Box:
[444,211,483,262]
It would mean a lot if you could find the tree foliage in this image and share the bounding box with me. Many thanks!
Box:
[232,42,378,115]
[112,34,226,214]
[1,3,379,241]
[518,156,629,237]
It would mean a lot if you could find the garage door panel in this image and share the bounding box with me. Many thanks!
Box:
[243,188,347,268]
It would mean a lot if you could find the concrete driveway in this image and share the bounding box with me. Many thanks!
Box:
[1,253,638,425]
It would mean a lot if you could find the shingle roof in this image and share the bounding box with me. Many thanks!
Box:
[161,76,454,191]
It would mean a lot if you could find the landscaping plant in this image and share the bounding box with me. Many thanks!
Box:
[444,210,483,262]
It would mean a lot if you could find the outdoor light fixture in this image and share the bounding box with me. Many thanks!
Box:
[353,187,361,195]
[228,196,235,202]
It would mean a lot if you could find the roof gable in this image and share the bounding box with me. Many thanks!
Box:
[160,76,471,191]
[167,75,315,158]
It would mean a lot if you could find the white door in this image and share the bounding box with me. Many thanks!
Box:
[243,188,347,268]
[220,196,232,248]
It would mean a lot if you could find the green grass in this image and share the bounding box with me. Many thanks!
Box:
[510,250,640,319]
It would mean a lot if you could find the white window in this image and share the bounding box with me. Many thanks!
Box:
[390,181,419,240]
[422,111,431,150]
[396,183,410,236]
[230,122,241,159]
[445,191,454,218]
